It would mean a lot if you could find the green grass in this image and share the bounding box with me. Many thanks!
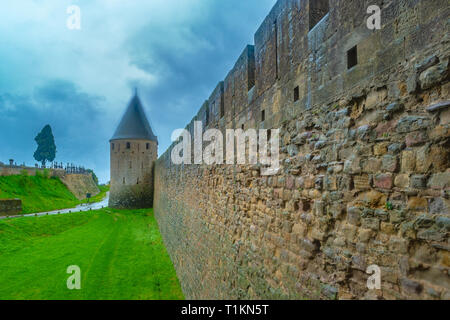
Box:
[0,208,184,300]
[80,185,110,204]
[0,175,80,214]
[0,175,109,214]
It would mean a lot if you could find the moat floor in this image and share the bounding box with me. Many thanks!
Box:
[0,208,184,300]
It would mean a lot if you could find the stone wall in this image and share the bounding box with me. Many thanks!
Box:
[60,174,100,200]
[0,165,65,178]
[0,199,22,216]
[154,0,450,300]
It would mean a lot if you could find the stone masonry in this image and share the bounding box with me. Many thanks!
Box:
[109,93,158,209]
[154,0,450,299]
[0,199,22,216]
[109,139,157,208]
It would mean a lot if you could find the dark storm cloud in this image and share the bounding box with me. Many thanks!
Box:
[126,0,276,156]
[35,80,102,106]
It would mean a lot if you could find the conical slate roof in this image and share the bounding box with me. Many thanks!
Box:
[110,93,157,142]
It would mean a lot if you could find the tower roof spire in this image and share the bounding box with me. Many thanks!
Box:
[110,93,157,142]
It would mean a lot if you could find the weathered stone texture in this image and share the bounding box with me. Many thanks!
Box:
[109,139,157,209]
[60,174,100,200]
[154,0,450,300]
[0,199,22,216]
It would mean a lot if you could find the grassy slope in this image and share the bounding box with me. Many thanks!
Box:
[0,208,184,300]
[0,175,80,214]
[80,184,109,204]
[0,175,110,214]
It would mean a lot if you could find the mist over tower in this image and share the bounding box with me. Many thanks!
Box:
[109,91,158,209]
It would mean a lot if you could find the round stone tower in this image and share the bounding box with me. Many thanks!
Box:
[109,91,158,209]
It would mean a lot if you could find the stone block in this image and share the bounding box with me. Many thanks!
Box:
[362,217,380,231]
[429,198,450,215]
[353,175,371,190]
[396,116,430,133]
[0,199,22,216]
[382,155,398,172]
[386,102,404,115]
[390,210,406,224]
[440,108,450,125]
[286,176,295,189]
[428,173,450,190]
[401,150,416,173]
[347,206,362,226]
[405,131,427,147]
[374,143,389,156]
[394,174,410,188]
[374,173,394,189]
[419,61,449,90]
[407,197,428,211]
[417,228,445,242]
[363,158,382,174]
[381,222,396,235]
[388,143,405,155]
[416,145,449,173]
[389,237,409,254]
[375,209,389,221]
[410,175,427,189]
[358,228,373,243]
[400,278,423,295]
[344,155,362,174]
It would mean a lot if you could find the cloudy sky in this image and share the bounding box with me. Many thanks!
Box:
[0,0,276,183]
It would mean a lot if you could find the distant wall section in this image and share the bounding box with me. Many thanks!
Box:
[0,164,99,200]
